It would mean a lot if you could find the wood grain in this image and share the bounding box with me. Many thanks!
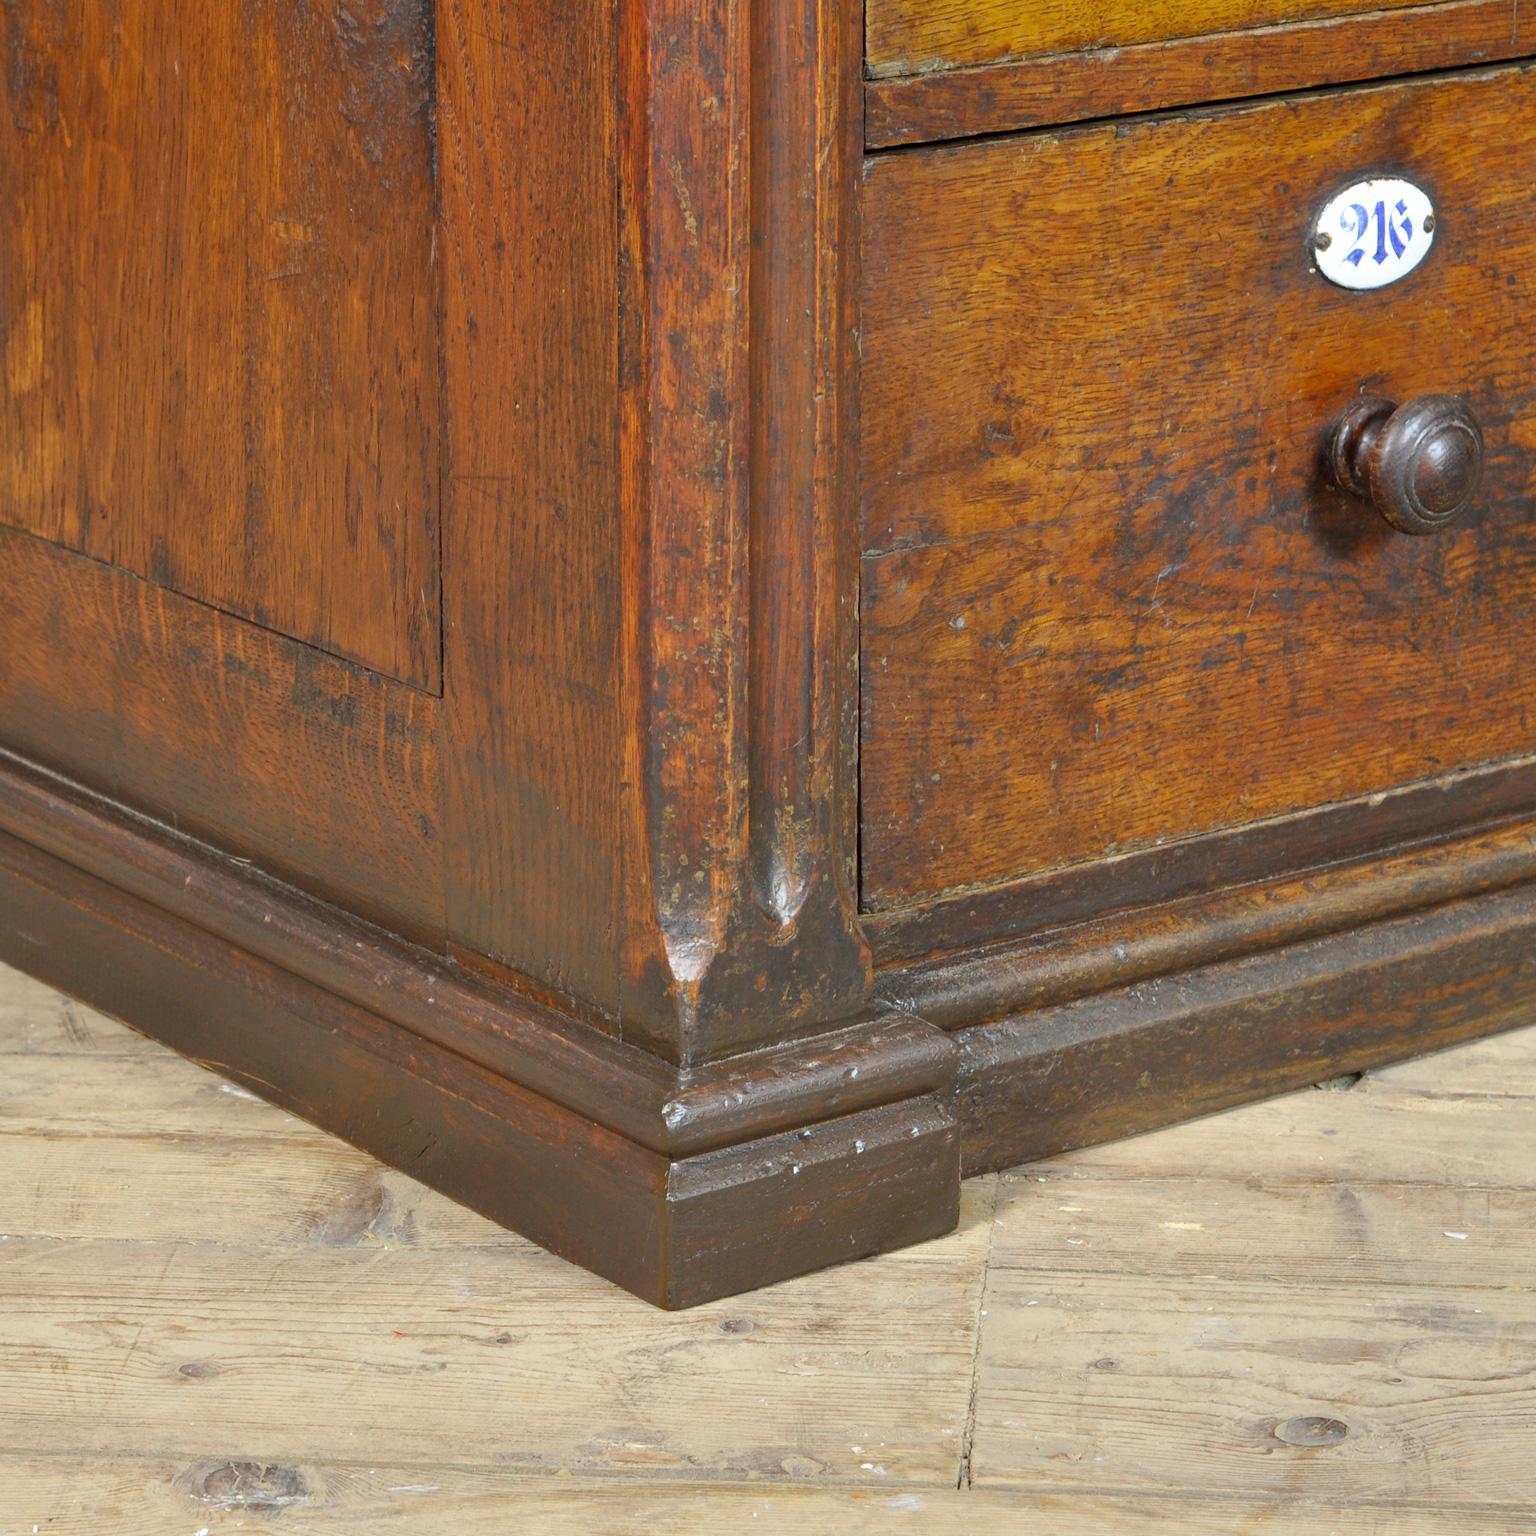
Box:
[6,962,1536,1529]
[0,744,954,1160]
[867,756,1536,966]
[0,0,441,688]
[0,964,160,1056]
[880,814,1536,1027]
[972,1270,1536,1500]
[5,1463,1531,1536]
[613,0,872,1062]
[862,65,1536,910]
[955,879,1536,1174]
[436,0,626,1014]
[867,0,1536,147]
[1368,1023,1536,1095]
[868,0,1441,78]
[0,1233,983,1474]
[0,986,987,1476]
[990,1171,1536,1289]
[0,528,443,941]
[1047,1069,1536,1184]
[0,800,960,1306]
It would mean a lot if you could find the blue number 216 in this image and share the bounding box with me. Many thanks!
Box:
[1344,199,1416,268]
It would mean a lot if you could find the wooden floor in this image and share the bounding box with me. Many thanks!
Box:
[3,961,1535,1533]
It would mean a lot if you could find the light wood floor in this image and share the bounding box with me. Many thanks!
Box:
[2,960,1534,1533]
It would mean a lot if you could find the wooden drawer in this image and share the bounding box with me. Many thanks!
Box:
[869,0,1427,75]
[860,65,1536,912]
[865,2,1536,147]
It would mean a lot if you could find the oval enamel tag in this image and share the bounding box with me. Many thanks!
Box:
[1313,177,1436,291]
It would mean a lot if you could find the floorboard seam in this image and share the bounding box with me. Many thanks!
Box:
[956,1173,1002,1490]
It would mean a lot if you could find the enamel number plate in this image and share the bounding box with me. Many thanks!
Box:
[1313,177,1436,291]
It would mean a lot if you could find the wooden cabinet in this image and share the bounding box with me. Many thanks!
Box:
[4,1,1535,1306]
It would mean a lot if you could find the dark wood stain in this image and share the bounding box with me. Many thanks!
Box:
[4,0,1536,1306]
[953,880,1536,1175]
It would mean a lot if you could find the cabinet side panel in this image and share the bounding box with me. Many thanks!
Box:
[437,0,623,1016]
[0,0,442,689]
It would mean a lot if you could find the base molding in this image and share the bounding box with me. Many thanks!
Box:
[5,750,1536,1303]
[951,879,1536,1174]
[0,754,957,1309]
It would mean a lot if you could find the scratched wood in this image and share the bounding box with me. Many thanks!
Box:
[867,0,1438,78]
[0,0,441,688]
[861,67,1536,909]
[866,1,1536,147]
[971,1270,1536,1501]
[4,961,1535,1528]
[12,1460,1534,1536]
[971,1268,1536,1502]
[7,1462,1536,1536]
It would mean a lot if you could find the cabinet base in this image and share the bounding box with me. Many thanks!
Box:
[951,881,1536,1174]
[3,752,1535,1305]
[0,825,962,1308]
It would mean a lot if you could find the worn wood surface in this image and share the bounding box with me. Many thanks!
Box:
[436,0,626,1015]
[0,0,441,688]
[4,960,1535,1530]
[879,811,1536,1019]
[867,757,1536,967]
[862,66,1536,911]
[868,0,1442,78]
[614,0,872,1064]
[0,777,959,1306]
[0,0,451,945]
[867,0,1536,147]
[0,533,444,943]
[9,0,1536,1329]
[954,880,1536,1174]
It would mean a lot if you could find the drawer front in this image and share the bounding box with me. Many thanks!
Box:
[860,66,1536,912]
[867,0,1428,80]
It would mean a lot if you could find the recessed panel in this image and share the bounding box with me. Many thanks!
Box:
[1,0,441,688]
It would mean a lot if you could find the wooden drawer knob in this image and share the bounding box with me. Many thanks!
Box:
[1327,394,1485,535]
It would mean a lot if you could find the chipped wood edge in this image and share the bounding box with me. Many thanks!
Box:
[0,749,959,1307]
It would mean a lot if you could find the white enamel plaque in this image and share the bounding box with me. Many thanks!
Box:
[1313,177,1436,291]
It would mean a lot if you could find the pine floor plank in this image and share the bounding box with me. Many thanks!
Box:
[989,1172,1536,1290]
[969,1019,1536,1507]
[0,1217,991,1485]
[1036,1078,1536,1187]
[3,961,1536,1530]
[1366,1030,1536,1098]
[0,1053,329,1142]
[10,1455,1534,1535]
[0,1133,518,1249]
[968,1269,1536,1503]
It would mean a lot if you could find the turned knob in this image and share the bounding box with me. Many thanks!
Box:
[1326,394,1484,536]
